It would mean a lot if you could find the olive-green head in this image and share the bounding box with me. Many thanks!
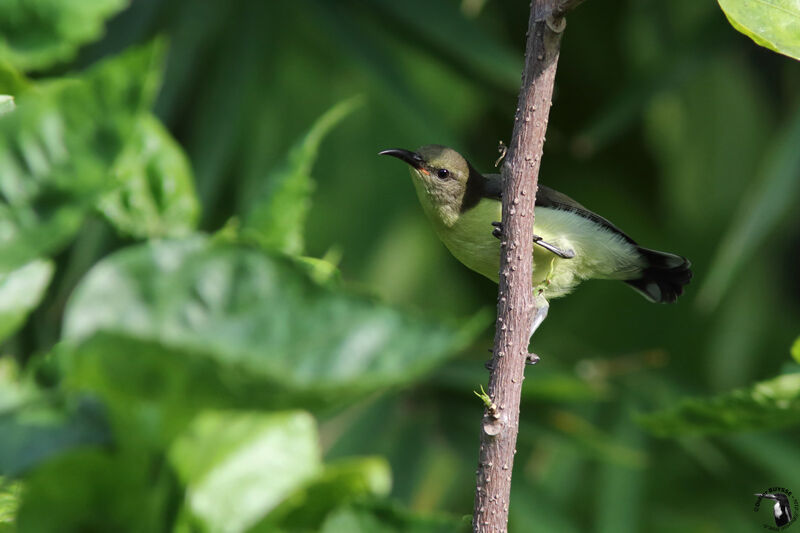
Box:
[380,144,472,226]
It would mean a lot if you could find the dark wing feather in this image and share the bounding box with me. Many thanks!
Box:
[483,174,636,246]
[535,184,638,245]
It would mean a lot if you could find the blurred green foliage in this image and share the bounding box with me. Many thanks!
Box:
[0,1,798,532]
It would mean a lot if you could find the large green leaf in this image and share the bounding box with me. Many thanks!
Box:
[242,97,361,255]
[718,0,800,60]
[0,0,128,71]
[256,457,392,531]
[0,396,110,478]
[61,238,482,414]
[0,42,163,271]
[0,260,53,343]
[98,113,199,239]
[0,357,108,481]
[170,410,321,533]
[14,448,178,533]
[320,502,467,533]
[639,373,800,435]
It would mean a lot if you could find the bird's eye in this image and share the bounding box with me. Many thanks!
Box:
[436,168,449,179]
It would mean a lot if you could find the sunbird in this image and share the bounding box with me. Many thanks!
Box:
[380,145,691,341]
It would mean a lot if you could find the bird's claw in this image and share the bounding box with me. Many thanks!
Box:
[491,221,503,240]
[486,352,539,369]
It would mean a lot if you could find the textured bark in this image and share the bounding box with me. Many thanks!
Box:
[472,1,570,532]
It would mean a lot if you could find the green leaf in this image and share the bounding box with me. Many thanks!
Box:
[639,373,800,436]
[792,336,800,364]
[170,410,321,533]
[718,0,800,60]
[0,358,30,413]
[0,260,53,343]
[258,457,392,531]
[98,113,200,239]
[0,42,164,270]
[61,238,481,414]
[14,448,178,533]
[0,96,13,116]
[0,478,21,529]
[0,347,109,479]
[0,395,110,478]
[0,0,129,71]
[698,104,800,309]
[0,59,29,96]
[320,502,467,533]
[242,96,361,255]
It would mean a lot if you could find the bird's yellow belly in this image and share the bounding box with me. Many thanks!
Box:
[434,199,641,299]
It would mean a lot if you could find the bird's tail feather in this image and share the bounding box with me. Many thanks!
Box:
[625,247,692,303]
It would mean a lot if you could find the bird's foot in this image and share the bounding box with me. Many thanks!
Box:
[485,351,539,369]
[491,221,503,240]
[484,349,494,371]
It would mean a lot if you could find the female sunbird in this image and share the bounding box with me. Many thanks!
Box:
[380,145,691,340]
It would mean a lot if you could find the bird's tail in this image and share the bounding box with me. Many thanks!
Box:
[625,247,692,303]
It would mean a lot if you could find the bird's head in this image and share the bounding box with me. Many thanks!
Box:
[380,144,472,226]
[756,493,791,505]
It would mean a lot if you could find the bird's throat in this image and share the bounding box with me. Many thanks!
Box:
[411,175,460,227]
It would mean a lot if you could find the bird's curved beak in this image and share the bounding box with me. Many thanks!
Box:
[379,149,424,169]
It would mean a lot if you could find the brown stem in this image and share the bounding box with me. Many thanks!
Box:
[472,1,570,531]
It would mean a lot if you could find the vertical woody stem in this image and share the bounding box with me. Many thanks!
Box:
[472,1,567,532]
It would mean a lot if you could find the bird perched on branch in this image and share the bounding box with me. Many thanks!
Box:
[380,145,691,341]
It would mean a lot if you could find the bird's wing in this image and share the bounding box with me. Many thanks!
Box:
[484,174,637,246]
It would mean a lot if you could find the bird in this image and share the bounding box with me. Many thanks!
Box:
[379,145,692,340]
[756,492,793,527]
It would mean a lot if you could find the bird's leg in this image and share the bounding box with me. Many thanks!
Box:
[526,291,549,365]
[540,256,557,289]
[494,141,508,168]
[491,222,575,259]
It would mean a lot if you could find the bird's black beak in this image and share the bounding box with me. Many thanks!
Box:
[379,149,424,169]
[756,494,778,500]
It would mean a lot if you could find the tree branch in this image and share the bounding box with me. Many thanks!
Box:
[554,0,587,18]
[472,1,570,531]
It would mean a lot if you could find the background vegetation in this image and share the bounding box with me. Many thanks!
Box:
[1,1,799,532]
